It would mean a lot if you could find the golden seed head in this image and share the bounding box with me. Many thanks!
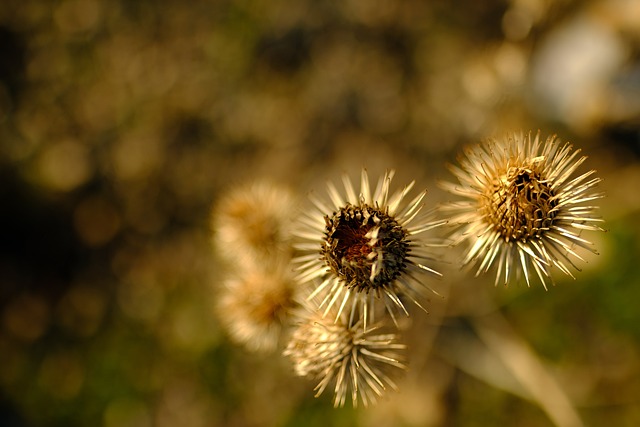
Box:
[441,131,605,288]
[484,165,558,242]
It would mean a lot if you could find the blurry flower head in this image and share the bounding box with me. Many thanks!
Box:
[212,181,295,269]
[284,301,406,408]
[217,264,297,352]
[294,169,444,328]
[441,132,604,288]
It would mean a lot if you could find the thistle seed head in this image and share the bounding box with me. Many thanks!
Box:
[322,204,409,293]
[293,169,445,328]
[441,131,605,288]
[284,301,406,408]
[485,166,559,242]
[217,265,296,352]
[212,181,295,269]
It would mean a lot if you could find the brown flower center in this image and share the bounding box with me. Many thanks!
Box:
[485,168,558,242]
[322,204,408,293]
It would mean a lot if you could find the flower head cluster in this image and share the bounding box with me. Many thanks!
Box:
[211,132,605,410]
[212,181,299,352]
[284,301,406,408]
[441,132,604,288]
[293,169,444,328]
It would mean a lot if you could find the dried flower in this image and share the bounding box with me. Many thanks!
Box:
[293,169,444,328]
[217,264,296,352]
[212,182,295,269]
[284,302,406,407]
[441,132,604,288]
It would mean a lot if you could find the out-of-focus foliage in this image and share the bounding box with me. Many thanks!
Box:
[0,0,639,426]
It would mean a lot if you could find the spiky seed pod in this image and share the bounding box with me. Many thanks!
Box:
[217,265,297,352]
[293,169,444,329]
[284,302,406,408]
[441,131,604,288]
[212,182,295,269]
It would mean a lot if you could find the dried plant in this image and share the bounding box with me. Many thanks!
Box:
[217,263,297,352]
[213,181,299,352]
[212,182,295,270]
[284,299,407,408]
[212,133,605,417]
[440,132,604,288]
[293,169,445,329]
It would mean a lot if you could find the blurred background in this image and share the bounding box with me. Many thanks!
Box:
[0,0,639,426]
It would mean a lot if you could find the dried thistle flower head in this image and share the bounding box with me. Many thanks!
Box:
[212,182,295,269]
[284,301,406,408]
[441,131,604,288]
[294,169,444,328]
[217,264,296,352]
